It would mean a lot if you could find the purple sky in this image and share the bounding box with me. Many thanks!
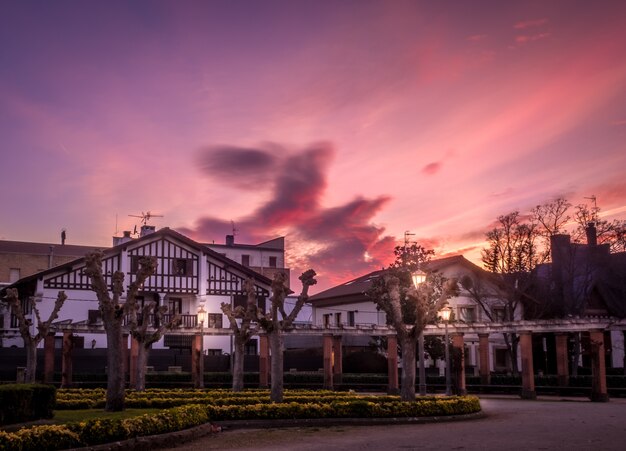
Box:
[1,1,626,291]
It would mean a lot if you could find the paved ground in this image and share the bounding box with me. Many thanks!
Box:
[167,396,626,450]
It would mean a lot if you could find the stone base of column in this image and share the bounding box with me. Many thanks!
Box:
[520,389,537,400]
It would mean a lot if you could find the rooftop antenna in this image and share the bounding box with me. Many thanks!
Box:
[114,213,119,235]
[231,220,239,238]
[128,211,164,226]
[404,230,415,248]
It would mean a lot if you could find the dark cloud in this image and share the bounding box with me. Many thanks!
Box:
[181,142,396,290]
[421,162,442,175]
[195,145,279,189]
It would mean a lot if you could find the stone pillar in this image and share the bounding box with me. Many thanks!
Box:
[451,333,467,395]
[589,330,609,402]
[61,331,73,388]
[478,333,490,385]
[519,331,536,399]
[191,333,204,389]
[387,335,399,394]
[129,336,140,388]
[555,333,569,387]
[323,334,333,390]
[44,332,56,384]
[332,336,343,384]
[259,334,269,388]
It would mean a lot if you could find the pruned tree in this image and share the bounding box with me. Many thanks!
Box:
[221,278,258,392]
[368,268,457,401]
[3,289,67,383]
[254,270,317,402]
[127,301,179,391]
[83,251,156,411]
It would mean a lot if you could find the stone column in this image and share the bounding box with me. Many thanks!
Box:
[129,335,140,388]
[387,335,399,394]
[323,334,333,390]
[44,332,56,384]
[61,331,73,388]
[191,333,204,389]
[519,331,536,399]
[332,336,343,384]
[451,333,467,395]
[555,333,569,387]
[259,334,269,388]
[478,333,490,385]
[589,330,609,402]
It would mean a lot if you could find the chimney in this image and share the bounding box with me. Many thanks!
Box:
[112,231,134,246]
[585,222,597,246]
[61,229,66,245]
[140,225,156,237]
[226,234,234,246]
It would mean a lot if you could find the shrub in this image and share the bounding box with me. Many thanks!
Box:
[0,384,56,425]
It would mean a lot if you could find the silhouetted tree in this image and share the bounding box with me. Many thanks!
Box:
[3,289,67,383]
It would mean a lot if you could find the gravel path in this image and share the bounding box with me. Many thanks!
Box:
[166,396,626,450]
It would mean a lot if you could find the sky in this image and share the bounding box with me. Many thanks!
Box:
[1,0,626,292]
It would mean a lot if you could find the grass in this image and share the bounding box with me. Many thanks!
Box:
[53,408,163,424]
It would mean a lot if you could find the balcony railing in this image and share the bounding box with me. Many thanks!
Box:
[124,314,198,328]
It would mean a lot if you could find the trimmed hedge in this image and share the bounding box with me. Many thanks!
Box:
[1,394,480,451]
[0,384,56,426]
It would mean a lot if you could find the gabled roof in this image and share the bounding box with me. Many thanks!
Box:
[1,227,273,295]
[309,255,488,304]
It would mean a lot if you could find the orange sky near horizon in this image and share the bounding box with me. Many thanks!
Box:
[1,1,625,292]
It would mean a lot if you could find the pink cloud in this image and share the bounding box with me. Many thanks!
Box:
[514,18,548,29]
[467,34,487,42]
[515,32,550,44]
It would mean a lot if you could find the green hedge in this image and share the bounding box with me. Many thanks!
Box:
[1,395,480,451]
[0,384,56,426]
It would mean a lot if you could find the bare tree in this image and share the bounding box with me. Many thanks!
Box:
[481,211,543,375]
[3,289,67,383]
[221,278,258,392]
[127,302,179,391]
[254,270,317,402]
[83,251,156,411]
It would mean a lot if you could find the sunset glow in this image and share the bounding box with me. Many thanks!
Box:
[1,1,625,291]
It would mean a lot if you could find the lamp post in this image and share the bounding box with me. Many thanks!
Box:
[411,270,427,396]
[196,304,206,388]
[440,305,452,396]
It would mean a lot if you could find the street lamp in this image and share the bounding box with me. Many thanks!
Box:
[439,305,452,396]
[412,269,428,396]
[197,304,206,328]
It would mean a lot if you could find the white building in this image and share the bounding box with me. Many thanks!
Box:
[309,255,523,374]
[1,226,287,354]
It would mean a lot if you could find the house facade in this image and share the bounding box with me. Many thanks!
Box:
[309,255,522,375]
[0,227,287,355]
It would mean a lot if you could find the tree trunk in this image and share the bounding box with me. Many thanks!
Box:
[135,343,150,391]
[269,330,284,402]
[504,333,520,375]
[105,321,125,411]
[400,336,417,401]
[232,337,246,392]
[24,338,37,383]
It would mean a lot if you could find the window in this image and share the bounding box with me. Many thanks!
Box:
[494,348,508,369]
[10,298,31,328]
[347,311,356,326]
[206,349,222,356]
[492,307,506,322]
[172,259,190,276]
[323,314,331,327]
[0,314,4,330]
[88,310,102,325]
[269,256,277,268]
[335,312,342,326]
[459,306,476,322]
[207,313,223,328]
[168,298,182,314]
[9,268,20,283]
[130,256,140,274]
[241,255,250,267]
[245,339,258,355]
